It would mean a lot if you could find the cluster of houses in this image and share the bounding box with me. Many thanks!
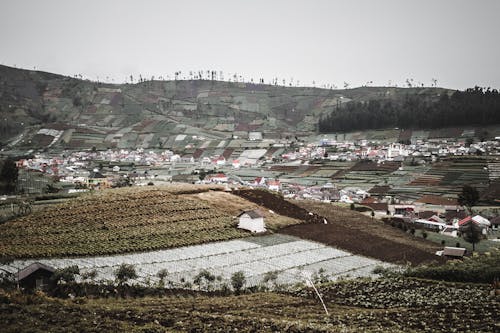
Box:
[319,139,500,162]
[12,135,500,191]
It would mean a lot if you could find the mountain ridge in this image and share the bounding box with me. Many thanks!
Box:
[0,65,452,150]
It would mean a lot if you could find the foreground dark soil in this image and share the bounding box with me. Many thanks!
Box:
[1,278,497,333]
[280,201,442,265]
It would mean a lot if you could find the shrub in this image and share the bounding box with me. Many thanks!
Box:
[403,250,500,283]
[114,264,138,285]
[262,271,279,284]
[81,269,97,282]
[193,269,216,291]
[231,271,246,294]
[52,265,80,284]
[422,231,428,239]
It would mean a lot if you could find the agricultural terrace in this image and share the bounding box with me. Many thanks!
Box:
[282,201,443,265]
[0,185,301,259]
[1,235,390,289]
[1,277,497,332]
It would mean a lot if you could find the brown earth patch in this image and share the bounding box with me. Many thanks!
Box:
[232,189,324,223]
[280,201,444,265]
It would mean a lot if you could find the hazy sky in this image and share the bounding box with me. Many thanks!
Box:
[1,0,499,89]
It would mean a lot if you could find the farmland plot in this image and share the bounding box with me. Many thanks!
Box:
[1,235,392,289]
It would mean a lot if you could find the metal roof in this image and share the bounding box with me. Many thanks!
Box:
[17,262,56,281]
[238,209,264,219]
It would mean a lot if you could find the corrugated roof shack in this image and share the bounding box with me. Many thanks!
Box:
[435,247,466,259]
[237,210,266,233]
[17,263,55,291]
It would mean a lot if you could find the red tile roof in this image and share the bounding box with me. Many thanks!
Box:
[458,216,474,226]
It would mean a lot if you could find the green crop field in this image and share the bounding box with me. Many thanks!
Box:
[0,276,497,333]
[0,185,303,259]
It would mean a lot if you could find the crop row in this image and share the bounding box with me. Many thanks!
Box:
[2,236,387,289]
[0,217,242,258]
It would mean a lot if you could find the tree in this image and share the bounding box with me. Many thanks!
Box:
[52,265,80,284]
[231,271,246,294]
[0,158,18,194]
[114,263,137,285]
[460,221,483,252]
[193,269,215,291]
[157,269,169,287]
[458,185,480,214]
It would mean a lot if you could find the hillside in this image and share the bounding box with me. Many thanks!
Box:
[0,65,452,150]
[1,185,441,264]
[1,277,496,332]
[0,185,301,258]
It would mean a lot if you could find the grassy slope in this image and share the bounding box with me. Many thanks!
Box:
[0,185,300,259]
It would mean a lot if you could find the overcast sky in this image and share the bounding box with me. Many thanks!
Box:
[1,0,499,89]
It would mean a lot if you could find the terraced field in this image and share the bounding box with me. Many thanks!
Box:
[0,186,299,259]
[1,235,390,289]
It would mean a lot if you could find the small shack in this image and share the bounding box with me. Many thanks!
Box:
[17,262,55,291]
[237,210,266,233]
[435,247,466,258]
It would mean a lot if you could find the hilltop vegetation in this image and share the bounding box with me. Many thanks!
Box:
[0,65,457,150]
[319,86,500,133]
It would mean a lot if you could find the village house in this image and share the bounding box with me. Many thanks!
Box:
[237,210,266,233]
[458,215,491,234]
[87,170,111,189]
[251,177,267,187]
[414,195,459,214]
[206,173,228,183]
[213,156,226,166]
[490,216,500,231]
[17,262,55,291]
[267,179,281,191]
[361,200,389,215]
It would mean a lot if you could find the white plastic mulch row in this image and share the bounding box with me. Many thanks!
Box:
[1,235,392,288]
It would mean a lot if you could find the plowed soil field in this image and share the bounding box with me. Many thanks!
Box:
[280,201,443,265]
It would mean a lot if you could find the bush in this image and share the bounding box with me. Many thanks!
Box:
[403,250,500,283]
[422,231,428,239]
[115,264,138,285]
[231,271,246,294]
[193,269,216,291]
[52,265,80,284]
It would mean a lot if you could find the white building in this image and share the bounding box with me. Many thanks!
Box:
[248,132,263,141]
[237,210,266,233]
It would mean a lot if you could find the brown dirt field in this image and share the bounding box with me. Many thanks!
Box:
[279,201,444,265]
[232,189,324,224]
[190,191,301,230]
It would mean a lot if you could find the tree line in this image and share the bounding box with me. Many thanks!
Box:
[319,87,500,133]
